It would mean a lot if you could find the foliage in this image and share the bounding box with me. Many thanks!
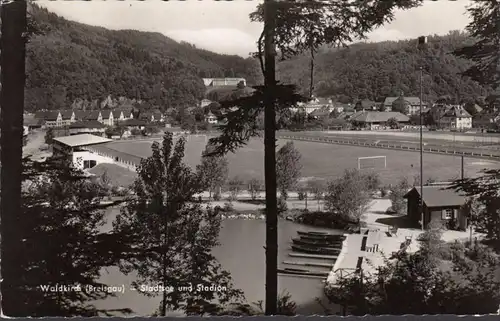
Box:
[277,32,490,102]
[227,176,244,201]
[130,128,142,136]
[452,0,500,94]
[385,117,399,129]
[324,169,371,223]
[307,178,326,211]
[326,226,500,315]
[24,5,260,112]
[276,141,302,200]
[389,177,410,215]
[12,156,128,317]
[206,84,306,156]
[362,172,381,192]
[218,291,297,316]
[113,133,244,316]
[449,169,500,251]
[248,178,262,200]
[277,196,288,214]
[196,146,229,199]
[44,128,54,144]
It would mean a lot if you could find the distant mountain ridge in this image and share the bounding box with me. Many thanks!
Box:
[25,4,261,112]
[277,31,490,103]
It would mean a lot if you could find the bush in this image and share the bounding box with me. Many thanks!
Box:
[248,178,262,200]
[130,128,142,136]
[389,177,410,215]
[324,169,371,223]
[213,192,222,201]
[223,201,234,212]
[278,197,288,214]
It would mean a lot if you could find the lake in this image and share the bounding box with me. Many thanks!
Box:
[94,208,343,316]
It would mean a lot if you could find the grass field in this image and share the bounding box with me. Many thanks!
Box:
[105,135,500,186]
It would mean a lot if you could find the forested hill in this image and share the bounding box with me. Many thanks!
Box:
[25,5,261,112]
[277,31,490,103]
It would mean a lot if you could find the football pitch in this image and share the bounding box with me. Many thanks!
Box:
[105,135,500,185]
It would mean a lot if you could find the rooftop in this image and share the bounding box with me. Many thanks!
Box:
[404,185,467,208]
[53,134,112,147]
[351,111,410,123]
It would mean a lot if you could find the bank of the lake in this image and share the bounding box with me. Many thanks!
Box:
[95,207,343,316]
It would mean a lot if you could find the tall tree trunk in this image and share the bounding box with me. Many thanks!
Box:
[309,47,315,99]
[263,0,278,315]
[0,0,27,316]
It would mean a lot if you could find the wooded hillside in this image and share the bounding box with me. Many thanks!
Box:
[277,31,490,103]
[25,5,261,112]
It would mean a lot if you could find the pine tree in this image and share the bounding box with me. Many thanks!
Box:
[11,156,128,317]
[453,1,500,100]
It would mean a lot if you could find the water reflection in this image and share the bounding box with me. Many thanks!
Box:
[95,208,341,316]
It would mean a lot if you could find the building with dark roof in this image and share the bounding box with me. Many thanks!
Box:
[383,95,422,115]
[350,111,410,129]
[403,185,468,230]
[354,99,377,112]
[69,120,106,136]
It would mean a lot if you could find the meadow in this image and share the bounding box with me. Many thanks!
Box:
[104,135,500,186]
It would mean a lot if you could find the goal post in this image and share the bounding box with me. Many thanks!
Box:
[357,156,387,170]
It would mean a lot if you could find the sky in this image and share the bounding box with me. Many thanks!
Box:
[38,0,473,58]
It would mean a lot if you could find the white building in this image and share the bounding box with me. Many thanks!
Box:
[438,105,472,130]
[51,134,113,170]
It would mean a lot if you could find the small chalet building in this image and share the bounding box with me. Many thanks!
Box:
[100,110,114,127]
[59,110,76,126]
[112,110,126,122]
[85,111,103,123]
[403,185,468,230]
[350,111,410,130]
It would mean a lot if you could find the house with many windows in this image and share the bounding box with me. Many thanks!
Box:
[439,105,472,130]
[383,95,422,115]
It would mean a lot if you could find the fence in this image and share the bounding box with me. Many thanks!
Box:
[277,134,500,161]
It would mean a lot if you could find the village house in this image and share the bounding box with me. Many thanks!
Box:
[309,107,331,120]
[354,99,377,112]
[292,97,333,114]
[384,95,422,115]
[85,111,103,123]
[403,185,469,230]
[472,112,500,130]
[112,110,125,122]
[35,110,75,128]
[438,105,472,130]
[350,111,410,130]
[100,110,114,127]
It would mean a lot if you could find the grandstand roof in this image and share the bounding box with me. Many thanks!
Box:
[53,134,112,147]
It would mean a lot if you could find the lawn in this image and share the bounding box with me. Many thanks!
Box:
[104,135,500,186]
